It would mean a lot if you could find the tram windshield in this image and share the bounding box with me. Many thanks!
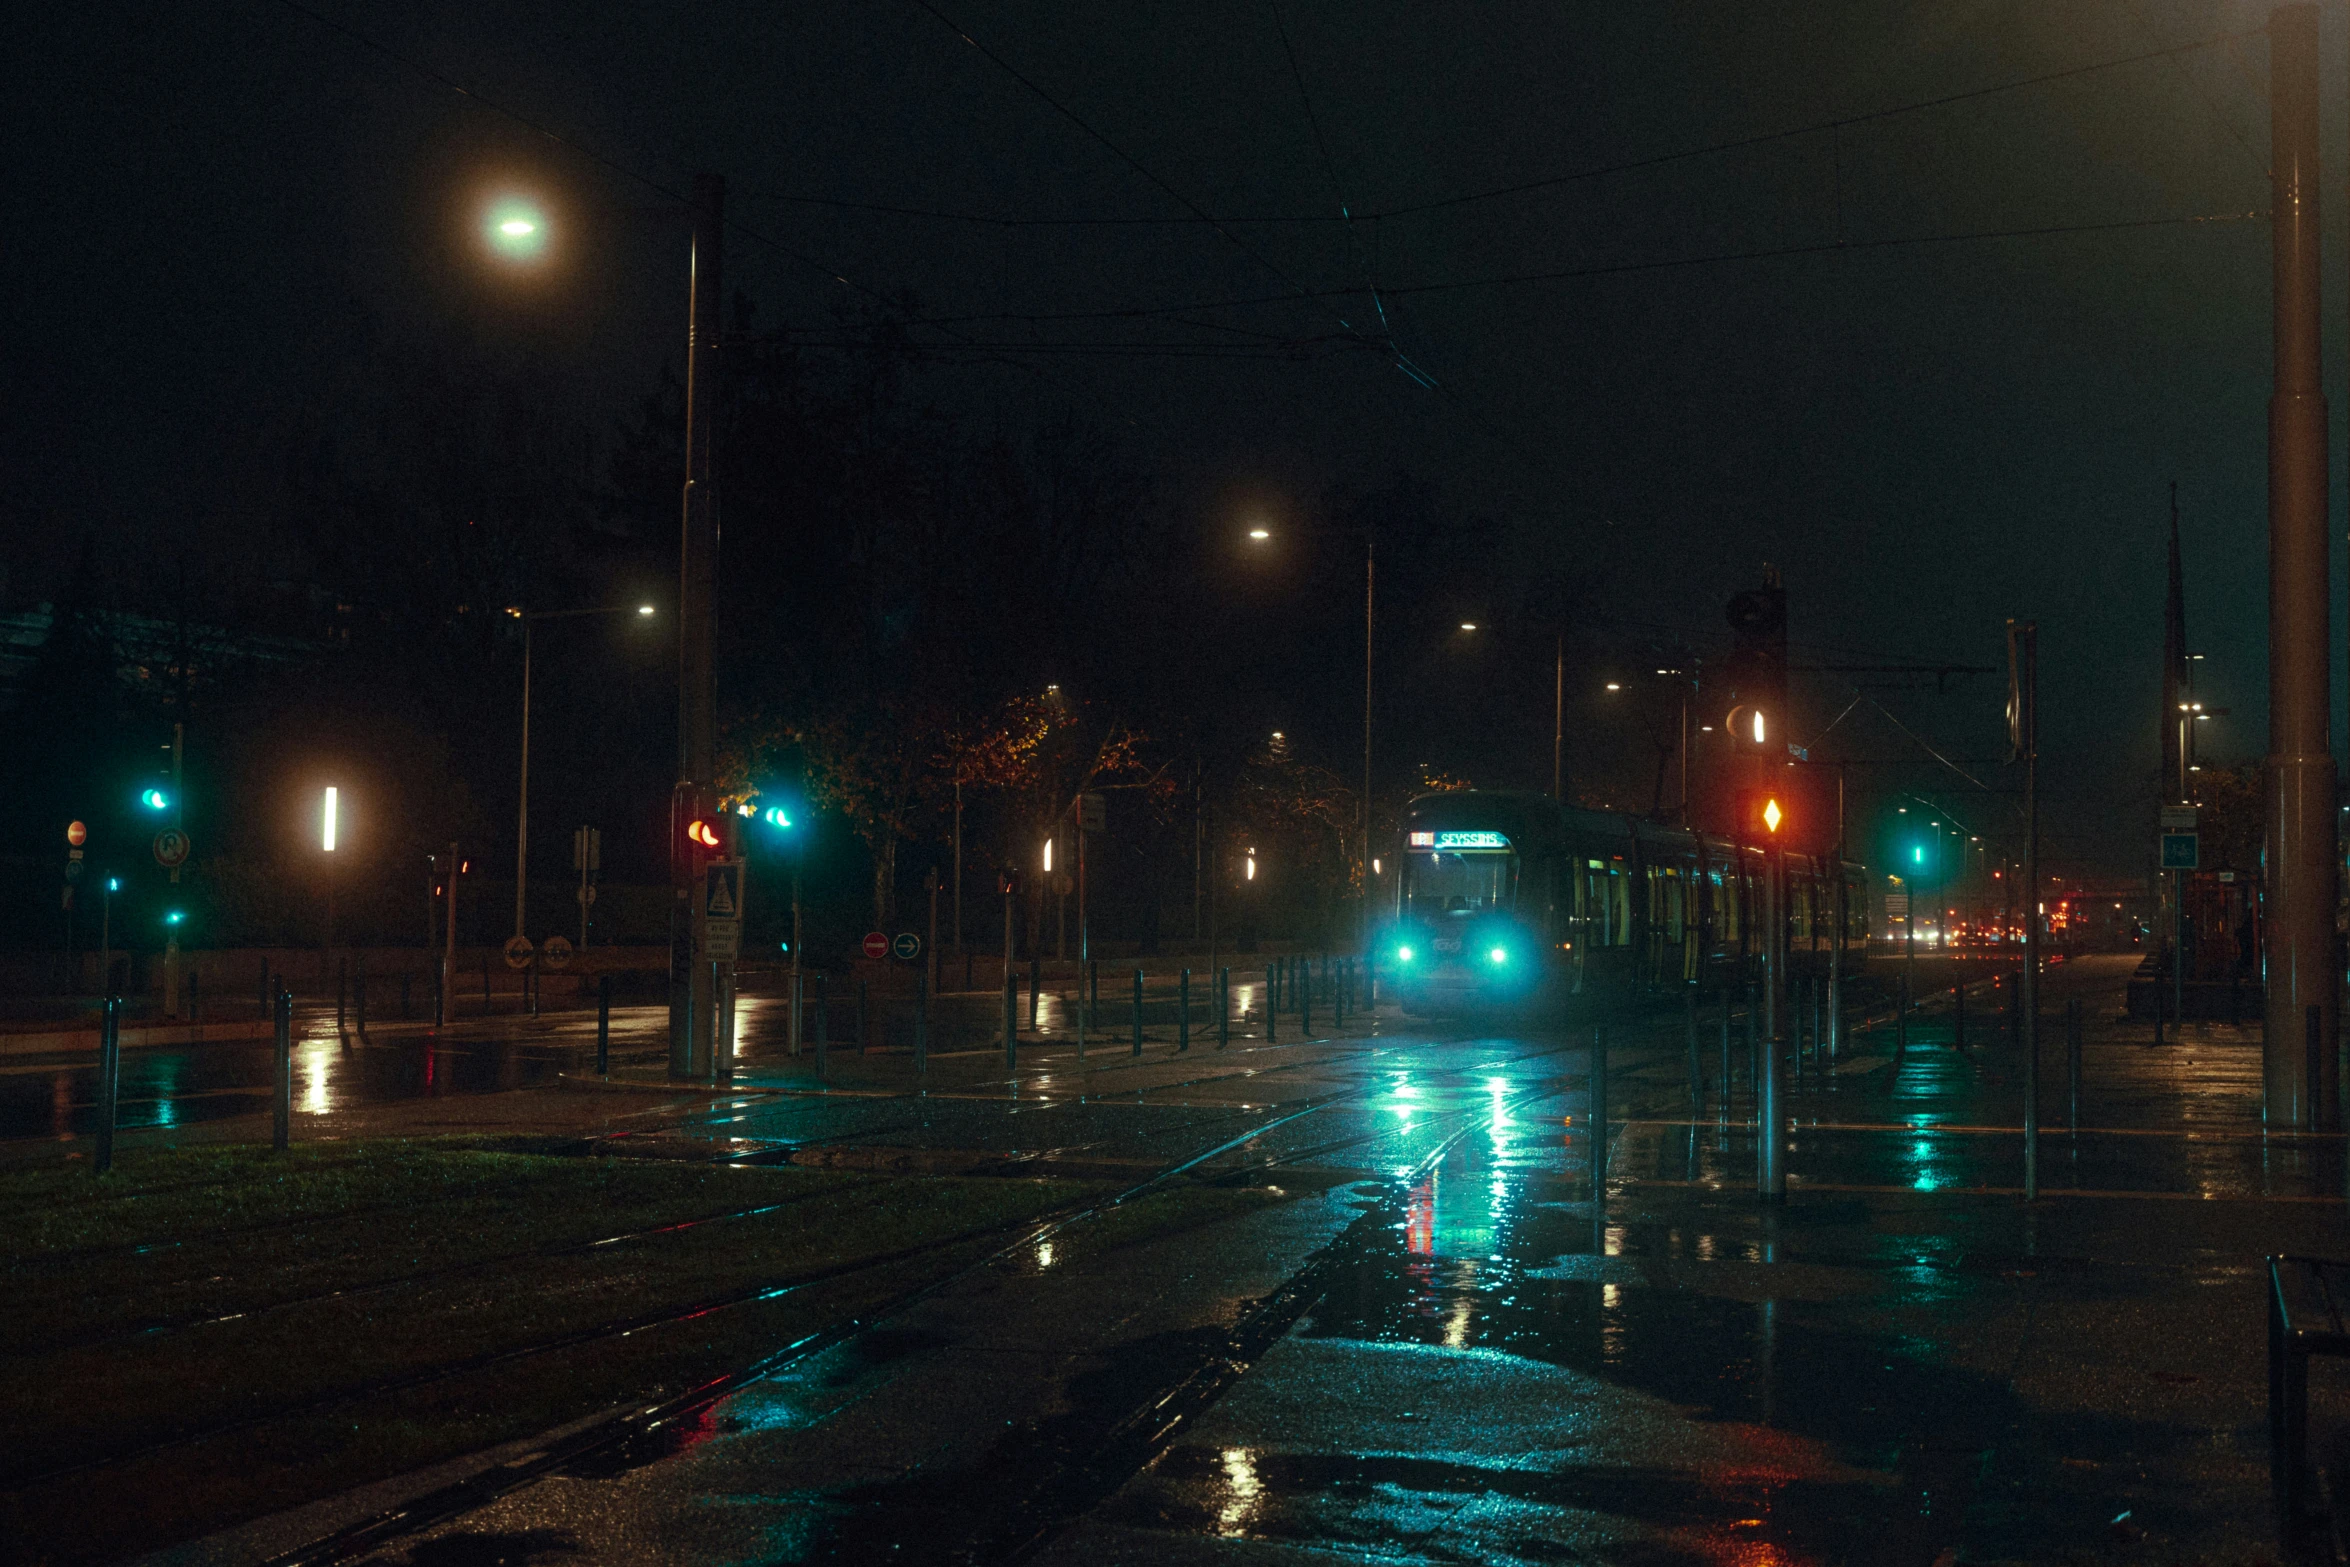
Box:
[1404,850,1515,916]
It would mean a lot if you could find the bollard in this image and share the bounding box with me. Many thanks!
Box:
[2308,1005,2324,1132]
[1686,983,1701,1110]
[1589,1023,1608,1199]
[857,978,870,1054]
[1179,969,1191,1052]
[915,972,930,1074]
[1218,967,1231,1050]
[272,987,292,1153]
[815,973,830,1076]
[1953,979,1965,1051]
[94,995,122,1176]
[1003,969,1018,1070]
[2066,997,2082,1133]
[1132,969,1144,1057]
[596,973,611,1074]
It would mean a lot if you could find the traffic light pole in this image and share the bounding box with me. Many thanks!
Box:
[163,722,184,1016]
[669,173,724,1082]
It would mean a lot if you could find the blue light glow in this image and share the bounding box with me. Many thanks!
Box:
[1395,945,1414,963]
[1488,946,1507,964]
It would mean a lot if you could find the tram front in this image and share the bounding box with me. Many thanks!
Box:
[1382,791,1560,1016]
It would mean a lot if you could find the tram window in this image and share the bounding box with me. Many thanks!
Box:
[1717,870,1740,942]
[1652,867,1684,942]
[1792,882,1812,945]
[1406,851,1513,914]
[1606,861,1632,946]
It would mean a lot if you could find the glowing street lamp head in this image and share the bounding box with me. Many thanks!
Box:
[485,198,549,262]
[1247,527,1270,541]
[1751,708,1766,745]
[322,786,339,852]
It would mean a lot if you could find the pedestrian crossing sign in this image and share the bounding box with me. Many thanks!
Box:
[703,860,742,919]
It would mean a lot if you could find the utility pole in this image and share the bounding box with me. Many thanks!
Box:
[670,172,724,1081]
[163,722,184,1015]
[1551,630,1564,801]
[440,841,458,1026]
[514,618,532,944]
[2015,620,2040,1199]
[2265,5,2334,1128]
[1362,537,1375,949]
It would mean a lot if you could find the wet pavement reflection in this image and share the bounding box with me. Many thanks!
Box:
[0,1013,616,1143]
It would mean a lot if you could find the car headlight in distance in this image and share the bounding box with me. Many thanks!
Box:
[1488,946,1507,965]
[1395,945,1414,963]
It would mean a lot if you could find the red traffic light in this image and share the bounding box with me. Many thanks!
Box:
[688,819,721,849]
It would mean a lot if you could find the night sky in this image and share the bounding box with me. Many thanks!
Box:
[7,0,2335,873]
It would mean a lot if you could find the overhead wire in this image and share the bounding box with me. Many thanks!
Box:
[904,209,2264,329]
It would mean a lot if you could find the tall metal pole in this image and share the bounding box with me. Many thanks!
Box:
[1759,848,1785,1202]
[441,840,458,1026]
[514,618,531,942]
[164,721,184,1015]
[670,172,724,1080]
[1552,630,1564,800]
[1363,538,1375,945]
[2266,5,2335,1128]
[2019,620,2040,1200]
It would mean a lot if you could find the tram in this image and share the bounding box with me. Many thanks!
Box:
[1382,790,1869,1018]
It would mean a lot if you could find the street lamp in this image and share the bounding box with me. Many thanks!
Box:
[506,604,657,944]
[483,196,550,263]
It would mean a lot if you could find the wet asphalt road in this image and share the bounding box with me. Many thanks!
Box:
[144,951,2338,1567]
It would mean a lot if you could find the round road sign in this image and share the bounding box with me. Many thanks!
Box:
[891,931,922,962]
[152,828,191,869]
[540,935,574,970]
[503,934,535,970]
[66,820,87,848]
[862,931,890,961]
[63,860,84,885]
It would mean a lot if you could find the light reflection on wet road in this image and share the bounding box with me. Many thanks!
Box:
[152,954,2325,1563]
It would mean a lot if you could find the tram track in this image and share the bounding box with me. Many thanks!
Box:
[257,1038,1585,1566]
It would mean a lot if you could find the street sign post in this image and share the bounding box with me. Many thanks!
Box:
[503,934,535,970]
[703,860,743,964]
[862,931,891,961]
[892,932,922,962]
[152,828,190,870]
[2160,833,2200,871]
[541,935,574,970]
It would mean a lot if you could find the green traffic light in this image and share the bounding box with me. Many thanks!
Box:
[142,789,170,811]
[763,807,792,829]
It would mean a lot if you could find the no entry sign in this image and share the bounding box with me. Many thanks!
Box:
[862,931,890,961]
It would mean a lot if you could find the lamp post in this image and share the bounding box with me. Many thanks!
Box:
[468,175,719,1082]
[506,604,656,944]
[321,785,339,974]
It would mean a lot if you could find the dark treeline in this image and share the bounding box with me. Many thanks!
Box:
[1,296,1672,968]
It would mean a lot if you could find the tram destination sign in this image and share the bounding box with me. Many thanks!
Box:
[1429,831,1509,851]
